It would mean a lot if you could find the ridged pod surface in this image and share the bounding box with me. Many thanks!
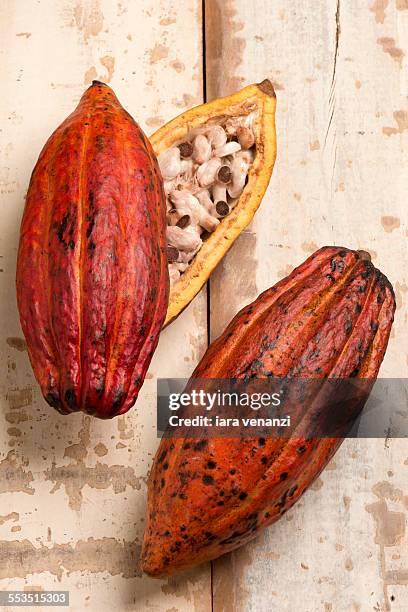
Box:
[16,81,168,418]
[141,246,395,576]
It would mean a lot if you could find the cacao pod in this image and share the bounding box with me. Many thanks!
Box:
[16,81,168,418]
[150,80,277,327]
[141,246,395,576]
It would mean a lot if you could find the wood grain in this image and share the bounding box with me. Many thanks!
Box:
[206,0,408,610]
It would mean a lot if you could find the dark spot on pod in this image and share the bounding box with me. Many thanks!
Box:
[163,530,171,536]
[261,456,268,465]
[337,260,345,272]
[265,512,271,518]
[95,135,104,151]
[88,241,96,253]
[215,201,229,217]
[229,468,236,475]
[258,437,266,447]
[350,367,360,377]
[69,240,75,250]
[205,532,217,541]
[162,462,169,471]
[297,445,306,454]
[289,485,298,497]
[345,320,353,334]
[183,443,191,450]
[371,321,379,332]
[64,389,77,409]
[180,525,186,532]
[202,475,214,485]
[112,389,124,413]
[377,294,384,304]
[161,478,165,488]
[158,450,167,463]
[358,283,367,293]
[86,217,95,238]
[45,391,63,411]
[217,165,232,183]
[194,440,207,451]
[206,460,217,469]
[167,245,179,263]
[280,472,288,481]
[163,556,170,565]
[239,492,248,500]
[178,141,193,158]
[338,250,347,257]
[247,512,258,520]
[170,541,181,553]
[355,303,362,314]
[217,500,224,506]
[57,213,69,243]
[176,215,190,229]
[330,258,337,272]
[326,274,335,282]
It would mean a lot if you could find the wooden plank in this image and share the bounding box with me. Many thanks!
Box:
[0,1,211,610]
[206,0,408,610]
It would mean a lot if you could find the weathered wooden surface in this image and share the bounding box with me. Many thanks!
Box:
[206,1,408,611]
[0,1,211,610]
[1,0,407,610]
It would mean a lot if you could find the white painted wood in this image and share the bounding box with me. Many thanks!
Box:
[0,1,211,610]
[206,1,408,610]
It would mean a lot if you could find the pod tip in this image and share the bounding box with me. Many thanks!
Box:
[257,79,276,98]
[92,80,107,87]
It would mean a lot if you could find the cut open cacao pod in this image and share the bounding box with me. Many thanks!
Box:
[141,247,395,576]
[16,82,168,418]
[150,80,277,327]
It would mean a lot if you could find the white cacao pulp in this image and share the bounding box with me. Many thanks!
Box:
[157,112,256,285]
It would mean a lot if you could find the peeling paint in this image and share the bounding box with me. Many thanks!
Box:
[0,538,141,580]
[100,55,115,82]
[94,442,108,457]
[0,512,19,526]
[370,0,389,23]
[6,387,33,410]
[383,110,408,136]
[377,38,405,66]
[84,66,97,84]
[170,59,186,73]
[72,0,104,41]
[381,216,401,233]
[0,452,34,495]
[147,44,169,63]
[46,461,142,510]
[6,337,27,351]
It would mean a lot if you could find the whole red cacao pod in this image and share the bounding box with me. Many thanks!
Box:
[141,246,395,576]
[16,81,168,418]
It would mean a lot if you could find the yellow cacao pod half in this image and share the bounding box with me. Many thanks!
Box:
[150,80,277,327]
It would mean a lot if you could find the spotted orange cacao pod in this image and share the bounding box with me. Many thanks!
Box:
[16,81,168,418]
[141,246,395,576]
